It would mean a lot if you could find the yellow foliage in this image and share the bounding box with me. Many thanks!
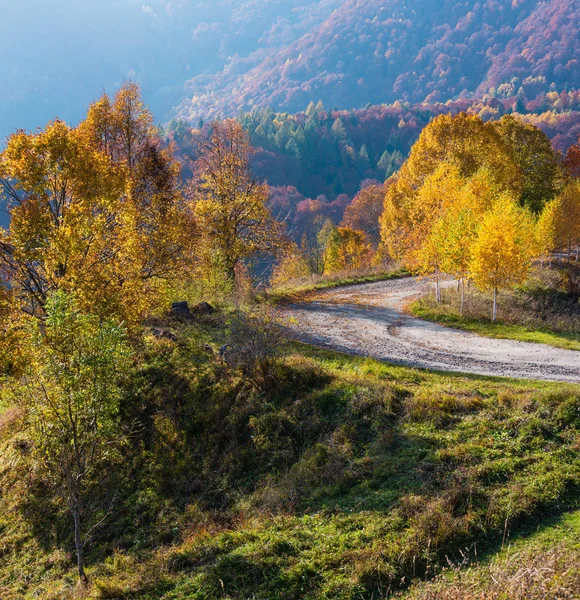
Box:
[553,182,580,256]
[271,249,311,287]
[535,199,559,260]
[470,196,536,295]
[381,113,520,263]
[0,84,192,326]
[188,121,286,288]
[324,227,372,274]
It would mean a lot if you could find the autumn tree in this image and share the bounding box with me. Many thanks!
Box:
[383,163,468,267]
[552,182,580,259]
[416,218,448,303]
[315,218,336,274]
[19,291,131,584]
[0,83,191,324]
[80,83,192,315]
[470,196,536,321]
[380,113,520,262]
[439,169,506,313]
[564,135,580,179]
[0,120,121,316]
[324,227,371,274]
[535,199,559,265]
[189,120,286,288]
[493,115,562,213]
[438,206,479,314]
[271,245,311,287]
[341,182,386,247]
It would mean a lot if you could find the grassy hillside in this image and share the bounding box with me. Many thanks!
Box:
[2,309,580,599]
[403,510,580,599]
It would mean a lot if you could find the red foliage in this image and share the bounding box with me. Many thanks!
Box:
[173,0,580,123]
[565,139,580,179]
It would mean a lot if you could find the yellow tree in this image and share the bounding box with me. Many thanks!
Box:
[382,163,466,267]
[438,207,478,314]
[0,83,191,324]
[271,246,311,287]
[80,83,193,317]
[324,227,372,274]
[380,113,520,261]
[0,120,121,316]
[79,81,156,172]
[535,199,559,265]
[438,168,503,313]
[552,182,580,260]
[470,196,536,321]
[493,115,562,213]
[416,217,448,303]
[189,120,286,288]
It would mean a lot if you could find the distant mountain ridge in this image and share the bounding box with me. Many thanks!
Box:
[173,0,580,122]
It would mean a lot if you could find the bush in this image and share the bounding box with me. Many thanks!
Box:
[222,310,283,393]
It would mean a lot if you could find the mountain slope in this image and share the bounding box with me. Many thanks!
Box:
[174,0,580,122]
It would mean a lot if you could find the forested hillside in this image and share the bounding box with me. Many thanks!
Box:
[3,0,579,144]
[174,0,580,122]
[168,93,580,253]
[2,3,580,598]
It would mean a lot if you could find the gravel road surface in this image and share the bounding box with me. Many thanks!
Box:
[279,277,580,383]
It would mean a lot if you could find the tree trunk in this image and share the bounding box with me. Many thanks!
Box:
[72,505,88,585]
[435,269,441,303]
[492,288,498,323]
[227,266,236,286]
[224,259,237,296]
[460,279,465,316]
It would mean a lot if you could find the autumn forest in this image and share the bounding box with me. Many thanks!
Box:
[1,1,580,599]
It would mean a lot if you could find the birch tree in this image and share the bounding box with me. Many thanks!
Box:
[470,196,535,321]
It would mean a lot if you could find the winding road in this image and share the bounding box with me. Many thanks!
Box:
[279,277,580,383]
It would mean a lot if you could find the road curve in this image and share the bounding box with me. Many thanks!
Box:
[278,277,580,383]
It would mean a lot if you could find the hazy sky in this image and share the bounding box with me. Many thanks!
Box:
[0,1,226,137]
[0,0,339,139]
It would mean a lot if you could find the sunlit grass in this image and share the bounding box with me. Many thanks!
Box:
[412,299,580,351]
[265,267,410,304]
[2,325,580,599]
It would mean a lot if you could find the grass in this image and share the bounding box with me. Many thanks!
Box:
[264,267,410,304]
[410,268,580,352]
[411,301,580,351]
[401,509,580,598]
[2,314,580,599]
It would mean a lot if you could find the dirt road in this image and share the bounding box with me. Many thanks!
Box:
[279,277,580,383]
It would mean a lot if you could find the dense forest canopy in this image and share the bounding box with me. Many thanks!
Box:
[167,93,580,252]
[174,0,580,123]
[2,0,579,145]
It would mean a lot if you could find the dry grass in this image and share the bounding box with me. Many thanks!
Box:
[407,544,580,599]
[265,264,409,303]
[412,266,580,351]
[0,406,22,436]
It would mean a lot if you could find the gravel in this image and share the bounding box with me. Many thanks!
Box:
[278,277,580,383]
